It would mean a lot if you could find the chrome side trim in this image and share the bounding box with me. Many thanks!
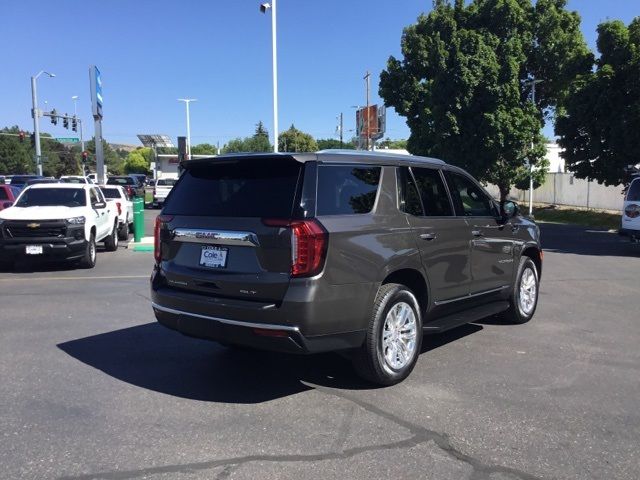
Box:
[151,302,299,332]
[434,285,510,306]
[172,228,260,247]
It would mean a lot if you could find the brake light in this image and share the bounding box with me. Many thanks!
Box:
[625,204,640,218]
[116,201,122,216]
[263,218,328,277]
[154,215,173,263]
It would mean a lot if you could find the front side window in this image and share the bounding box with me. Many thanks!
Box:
[316,165,381,215]
[445,172,496,217]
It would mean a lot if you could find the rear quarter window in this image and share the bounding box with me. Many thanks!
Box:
[627,179,640,202]
[316,165,381,215]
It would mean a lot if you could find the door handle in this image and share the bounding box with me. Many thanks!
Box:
[472,230,483,237]
[419,233,437,241]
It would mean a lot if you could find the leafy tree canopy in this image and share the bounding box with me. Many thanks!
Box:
[556,17,640,186]
[379,0,591,201]
[278,124,318,153]
[222,120,273,153]
[124,151,150,174]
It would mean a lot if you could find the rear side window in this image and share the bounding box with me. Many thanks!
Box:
[627,179,640,202]
[163,158,302,217]
[411,167,452,216]
[317,165,381,215]
[397,167,424,216]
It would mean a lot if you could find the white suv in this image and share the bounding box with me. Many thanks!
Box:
[621,176,640,243]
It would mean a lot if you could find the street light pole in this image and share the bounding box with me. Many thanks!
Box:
[31,70,55,176]
[525,78,543,216]
[177,98,196,160]
[260,1,278,152]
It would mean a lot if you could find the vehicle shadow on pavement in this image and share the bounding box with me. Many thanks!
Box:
[58,322,484,402]
[0,246,113,273]
[540,223,638,257]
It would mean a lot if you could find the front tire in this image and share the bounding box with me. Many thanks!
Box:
[352,283,423,386]
[79,233,97,269]
[503,256,539,324]
[104,222,118,252]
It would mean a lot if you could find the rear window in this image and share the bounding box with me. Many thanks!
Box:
[156,179,177,186]
[163,158,302,217]
[627,179,640,202]
[100,187,121,199]
[60,177,85,184]
[108,177,134,185]
[316,165,381,215]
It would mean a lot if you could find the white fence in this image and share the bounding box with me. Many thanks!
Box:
[486,173,625,212]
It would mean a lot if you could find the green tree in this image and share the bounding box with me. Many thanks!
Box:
[378,138,408,150]
[0,127,34,174]
[124,151,149,174]
[191,143,218,155]
[222,121,273,153]
[316,138,356,150]
[85,138,125,175]
[379,0,591,202]
[278,124,317,153]
[556,18,640,186]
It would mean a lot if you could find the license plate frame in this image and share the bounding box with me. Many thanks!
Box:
[199,245,228,269]
[25,245,43,255]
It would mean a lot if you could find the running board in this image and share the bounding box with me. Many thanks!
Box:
[423,301,509,333]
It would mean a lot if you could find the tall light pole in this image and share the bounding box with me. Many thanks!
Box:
[525,78,543,216]
[260,1,278,152]
[177,98,196,159]
[31,70,55,176]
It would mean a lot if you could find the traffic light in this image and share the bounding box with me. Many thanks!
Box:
[82,151,88,164]
[51,109,58,125]
[63,115,69,129]
[71,116,77,132]
[19,131,25,143]
[30,133,35,148]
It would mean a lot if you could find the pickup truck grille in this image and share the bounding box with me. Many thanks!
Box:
[3,220,67,239]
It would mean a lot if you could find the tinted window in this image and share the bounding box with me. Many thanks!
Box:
[397,167,423,216]
[163,158,302,218]
[107,177,134,186]
[411,167,452,216]
[60,177,86,184]
[100,187,121,199]
[156,179,177,186]
[627,179,640,202]
[0,188,8,200]
[445,172,495,217]
[317,165,381,215]
[15,188,86,207]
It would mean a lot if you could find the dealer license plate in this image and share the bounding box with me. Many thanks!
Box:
[25,245,43,255]
[199,246,228,268]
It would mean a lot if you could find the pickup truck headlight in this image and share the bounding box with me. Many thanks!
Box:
[66,216,86,225]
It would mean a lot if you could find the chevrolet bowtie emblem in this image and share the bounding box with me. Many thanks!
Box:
[26,223,40,228]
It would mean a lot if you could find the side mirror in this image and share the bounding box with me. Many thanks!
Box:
[93,201,106,209]
[502,201,519,219]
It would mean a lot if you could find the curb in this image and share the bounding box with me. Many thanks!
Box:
[127,236,154,252]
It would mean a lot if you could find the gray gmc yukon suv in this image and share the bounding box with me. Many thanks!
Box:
[151,150,542,385]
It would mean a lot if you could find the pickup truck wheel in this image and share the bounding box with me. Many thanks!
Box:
[79,233,97,269]
[104,222,119,252]
[352,283,422,386]
[502,256,539,324]
[117,221,129,241]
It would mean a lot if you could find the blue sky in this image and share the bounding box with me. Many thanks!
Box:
[1,1,637,147]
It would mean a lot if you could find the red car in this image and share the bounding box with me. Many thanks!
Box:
[0,184,20,211]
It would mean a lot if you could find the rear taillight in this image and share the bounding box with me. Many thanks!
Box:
[116,201,122,216]
[263,218,328,277]
[154,215,173,263]
[625,204,640,218]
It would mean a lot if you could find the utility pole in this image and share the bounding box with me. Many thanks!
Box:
[525,77,543,216]
[339,112,343,147]
[364,71,371,151]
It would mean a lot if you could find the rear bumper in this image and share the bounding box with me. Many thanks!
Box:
[0,238,87,261]
[150,267,373,354]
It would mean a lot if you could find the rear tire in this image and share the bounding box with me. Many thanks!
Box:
[352,283,423,386]
[104,222,118,252]
[502,256,539,324]
[117,220,129,241]
[79,233,97,269]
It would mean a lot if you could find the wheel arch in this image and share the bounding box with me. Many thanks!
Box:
[521,245,542,279]
[381,268,429,318]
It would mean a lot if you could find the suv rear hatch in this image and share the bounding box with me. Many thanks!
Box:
[156,155,318,304]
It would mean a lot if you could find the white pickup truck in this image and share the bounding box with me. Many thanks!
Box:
[152,178,177,208]
[0,183,119,268]
[99,185,134,240]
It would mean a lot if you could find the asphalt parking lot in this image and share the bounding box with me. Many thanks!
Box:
[1,219,638,480]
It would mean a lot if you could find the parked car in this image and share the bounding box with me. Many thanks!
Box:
[10,175,43,190]
[0,183,119,268]
[620,175,640,243]
[99,185,134,240]
[152,178,177,208]
[129,174,147,187]
[107,176,145,198]
[150,151,543,385]
[60,175,92,184]
[0,185,20,211]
